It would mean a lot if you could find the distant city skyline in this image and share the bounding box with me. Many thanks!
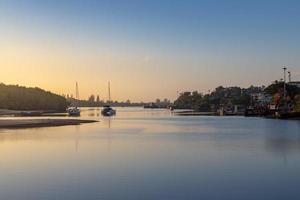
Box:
[1,0,300,101]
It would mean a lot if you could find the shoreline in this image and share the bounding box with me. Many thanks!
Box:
[173,110,300,120]
[0,109,68,117]
[0,118,98,129]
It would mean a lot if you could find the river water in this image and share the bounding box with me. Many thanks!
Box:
[0,107,300,200]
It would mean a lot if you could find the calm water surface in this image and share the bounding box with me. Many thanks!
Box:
[0,107,300,200]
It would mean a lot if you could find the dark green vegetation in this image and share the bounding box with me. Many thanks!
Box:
[174,83,300,112]
[264,81,300,98]
[265,81,300,109]
[174,86,257,111]
[0,83,68,111]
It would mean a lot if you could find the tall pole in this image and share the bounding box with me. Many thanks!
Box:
[283,67,287,108]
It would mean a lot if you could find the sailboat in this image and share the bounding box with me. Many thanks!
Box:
[67,106,80,116]
[101,81,116,116]
[67,82,81,116]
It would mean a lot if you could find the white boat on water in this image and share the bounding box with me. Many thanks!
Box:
[67,107,80,116]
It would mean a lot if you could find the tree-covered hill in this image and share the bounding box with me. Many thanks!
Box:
[0,83,68,111]
[173,87,254,111]
[173,82,300,112]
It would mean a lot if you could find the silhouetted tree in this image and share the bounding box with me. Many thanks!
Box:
[0,83,68,111]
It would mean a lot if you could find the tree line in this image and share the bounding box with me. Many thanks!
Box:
[0,83,68,111]
[173,83,300,112]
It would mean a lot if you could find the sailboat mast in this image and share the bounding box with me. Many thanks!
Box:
[108,81,111,102]
[75,82,79,100]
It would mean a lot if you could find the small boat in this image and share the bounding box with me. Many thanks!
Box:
[101,105,116,116]
[101,82,116,117]
[67,107,80,116]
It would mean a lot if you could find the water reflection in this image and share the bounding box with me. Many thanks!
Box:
[102,116,112,129]
[0,107,300,200]
[262,120,300,153]
[265,134,300,150]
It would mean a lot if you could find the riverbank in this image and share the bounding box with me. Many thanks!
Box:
[0,118,98,129]
[173,110,300,119]
[174,111,217,116]
[0,109,68,117]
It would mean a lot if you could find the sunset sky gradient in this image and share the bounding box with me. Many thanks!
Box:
[1,0,300,101]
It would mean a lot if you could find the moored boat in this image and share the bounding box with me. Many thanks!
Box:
[67,107,80,116]
[101,105,116,116]
[101,81,116,117]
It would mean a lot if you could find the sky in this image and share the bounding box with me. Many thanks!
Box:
[0,0,300,102]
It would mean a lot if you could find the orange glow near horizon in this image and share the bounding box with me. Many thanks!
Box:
[0,36,216,102]
[1,1,299,102]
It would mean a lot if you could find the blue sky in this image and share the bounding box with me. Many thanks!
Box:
[0,0,299,101]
